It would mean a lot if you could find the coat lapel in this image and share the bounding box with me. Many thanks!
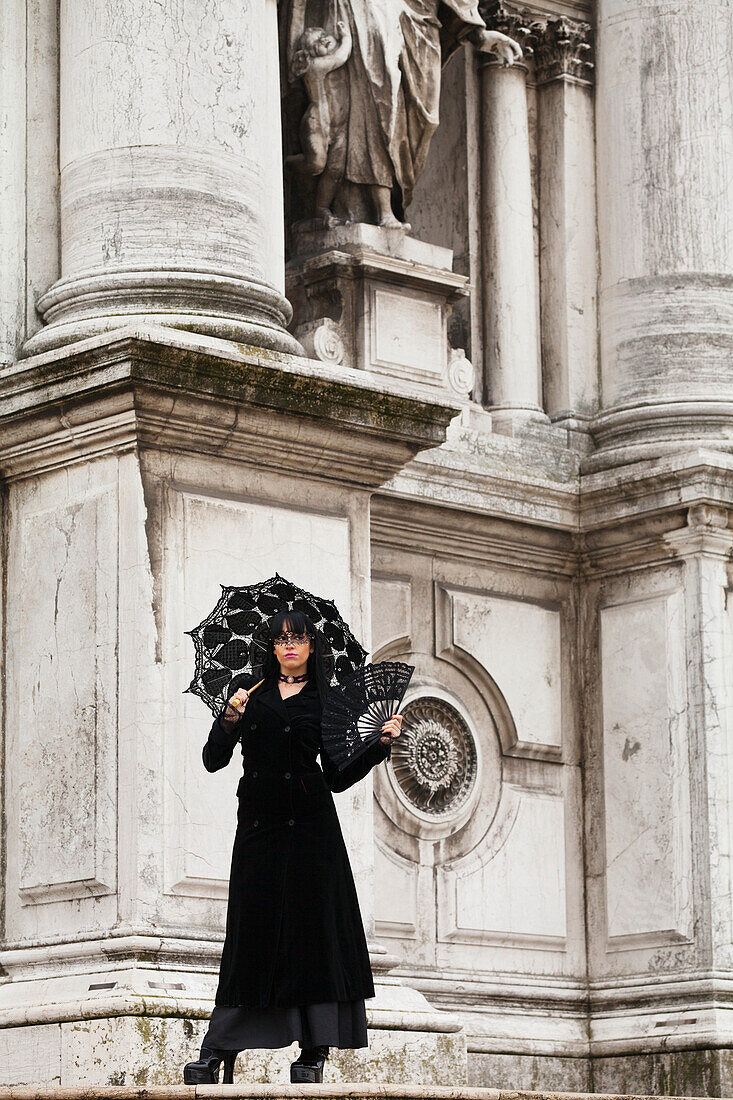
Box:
[255,683,290,725]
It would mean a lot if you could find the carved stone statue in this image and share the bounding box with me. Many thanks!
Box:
[281,0,521,230]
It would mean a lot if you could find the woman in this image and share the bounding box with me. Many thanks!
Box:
[183,609,403,1084]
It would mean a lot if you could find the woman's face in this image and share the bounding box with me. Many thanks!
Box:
[273,620,314,678]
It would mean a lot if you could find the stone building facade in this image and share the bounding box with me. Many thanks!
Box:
[1,0,732,1094]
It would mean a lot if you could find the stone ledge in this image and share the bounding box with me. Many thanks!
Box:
[0,325,461,485]
[0,1087,718,1099]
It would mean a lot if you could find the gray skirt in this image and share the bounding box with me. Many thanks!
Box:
[202,998,368,1051]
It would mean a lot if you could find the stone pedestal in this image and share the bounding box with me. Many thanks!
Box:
[286,224,474,402]
[23,0,299,357]
[0,326,463,1086]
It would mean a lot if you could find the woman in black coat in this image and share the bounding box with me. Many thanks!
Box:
[183,609,403,1084]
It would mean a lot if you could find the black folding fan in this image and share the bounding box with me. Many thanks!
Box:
[321,661,414,771]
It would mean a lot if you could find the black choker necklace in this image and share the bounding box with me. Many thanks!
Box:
[279,672,308,684]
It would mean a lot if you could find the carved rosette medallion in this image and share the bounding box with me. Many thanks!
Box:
[390,696,478,816]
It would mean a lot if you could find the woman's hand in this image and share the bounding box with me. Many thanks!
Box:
[222,688,249,725]
[380,712,403,743]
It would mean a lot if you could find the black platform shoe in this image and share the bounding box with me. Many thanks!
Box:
[290,1045,329,1084]
[183,1047,239,1084]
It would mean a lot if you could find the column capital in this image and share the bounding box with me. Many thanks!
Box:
[533,16,594,86]
[478,0,539,55]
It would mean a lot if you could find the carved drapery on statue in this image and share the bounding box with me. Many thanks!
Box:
[280,0,521,230]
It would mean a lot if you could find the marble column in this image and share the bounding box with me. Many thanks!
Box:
[23,0,301,357]
[0,0,25,366]
[479,2,545,430]
[593,0,733,462]
[535,18,598,430]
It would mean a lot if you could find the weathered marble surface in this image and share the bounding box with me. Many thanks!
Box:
[0,1087,721,1099]
[594,0,733,459]
[0,1013,466,1087]
[536,64,597,425]
[0,324,467,1086]
[24,0,296,356]
[479,57,542,421]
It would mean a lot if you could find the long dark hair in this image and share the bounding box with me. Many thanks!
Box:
[260,610,331,703]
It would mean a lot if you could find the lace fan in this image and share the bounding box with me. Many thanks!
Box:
[321,661,414,771]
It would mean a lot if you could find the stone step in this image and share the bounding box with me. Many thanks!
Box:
[0,1088,719,1100]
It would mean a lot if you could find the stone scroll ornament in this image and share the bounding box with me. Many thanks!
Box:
[281,0,522,229]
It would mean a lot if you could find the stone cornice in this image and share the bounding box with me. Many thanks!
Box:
[374,441,733,577]
[0,325,461,485]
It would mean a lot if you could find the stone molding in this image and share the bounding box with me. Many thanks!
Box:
[23,268,302,359]
[0,326,461,485]
[373,447,733,579]
[447,348,476,399]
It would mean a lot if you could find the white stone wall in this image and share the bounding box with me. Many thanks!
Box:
[369,530,587,1063]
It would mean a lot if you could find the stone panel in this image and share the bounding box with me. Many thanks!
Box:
[439,788,567,944]
[163,490,352,899]
[371,576,412,655]
[374,839,418,936]
[600,589,692,943]
[13,488,117,905]
[370,285,446,384]
[446,587,563,753]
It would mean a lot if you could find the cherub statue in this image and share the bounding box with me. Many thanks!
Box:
[288,18,352,227]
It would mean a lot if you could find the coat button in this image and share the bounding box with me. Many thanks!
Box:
[284,772,291,779]
[288,819,295,826]
[284,725,291,732]
[252,771,258,778]
[253,820,259,827]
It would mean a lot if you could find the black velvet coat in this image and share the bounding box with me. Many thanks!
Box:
[203,676,391,1009]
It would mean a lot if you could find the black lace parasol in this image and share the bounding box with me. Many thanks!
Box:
[185,573,367,716]
[320,661,414,771]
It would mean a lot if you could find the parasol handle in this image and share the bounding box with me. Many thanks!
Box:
[229,678,265,709]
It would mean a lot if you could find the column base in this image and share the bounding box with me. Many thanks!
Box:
[485,404,551,436]
[22,269,303,358]
[585,396,733,471]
